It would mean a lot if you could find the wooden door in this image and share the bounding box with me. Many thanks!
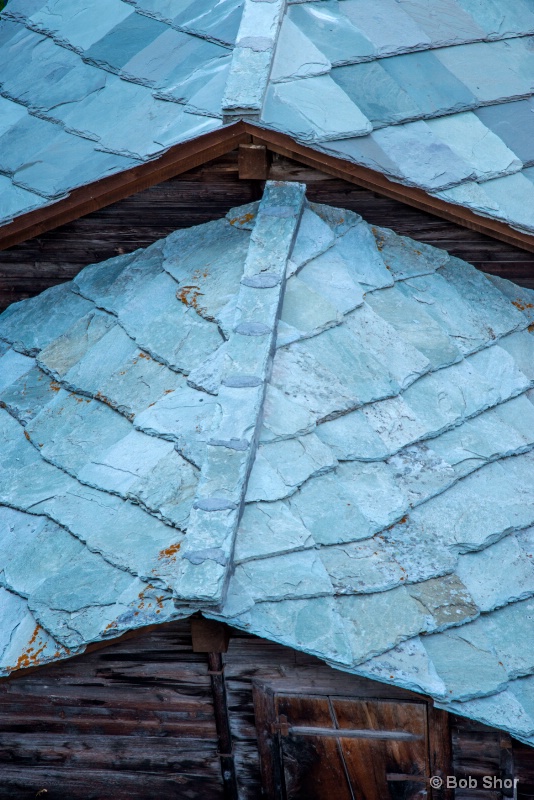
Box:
[254,689,437,800]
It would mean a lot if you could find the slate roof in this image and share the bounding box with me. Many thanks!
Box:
[2,0,534,235]
[3,181,534,745]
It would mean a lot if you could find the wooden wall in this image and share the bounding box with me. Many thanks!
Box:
[1,150,534,311]
[0,619,531,799]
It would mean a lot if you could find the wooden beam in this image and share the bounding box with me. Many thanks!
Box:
[0,124,251,251]
[191,617,230,654]
[208,651,239,800]
[245,123,534,255]
[238,143,270,179]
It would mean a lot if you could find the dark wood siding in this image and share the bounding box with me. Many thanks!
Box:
[1,151,533,311]
[0,622,223,800]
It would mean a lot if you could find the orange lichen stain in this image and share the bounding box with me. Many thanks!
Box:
[528,323,534,333]
[163,389,174,395]
[11,626,48,671]
[158,542,181,561]
[138,352,151,360]
[24,430,31,441]
[50,381,61,392]
[95,391,118,410]
[104,620,117,633]
[177,285,204,310]
[513,299,534,311]
[156,596,165,609]
[229,211,254,226]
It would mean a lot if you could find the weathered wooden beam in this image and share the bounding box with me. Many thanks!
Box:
[191,617,230,654]
[238,143,270,180]
[208,652,238,800]
[429,707,454,800]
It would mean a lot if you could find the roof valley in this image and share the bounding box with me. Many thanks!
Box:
[174,180,306,606]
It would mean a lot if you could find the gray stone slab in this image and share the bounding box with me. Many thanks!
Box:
[307,202,362,236]
[38,310,115,379]
[318,133,405,182]
[226,201,260,230]
[0,283,93,356]
[456,535,534,613]
[380,515,458,584]
[437,38,534,104]
[0,175,43,226]
[458,0,534,38]
[370,226,449,280]
[475,596,534,679]
[356,637,448,699]
[366,285,461,369]
[30,0,133,51]
[469,344,530,402]
[289,206,335,268]
[387,443,456,507]
[427,112,521,181]
[373,120,475,192]
[171,0,243,46]
[328,221,394,290]
[270,15,331,82]
[262,75,371,142]
[246,433,337,502]
[407,574,478,629]
[396,0,484,43]
[287,2,375,65]
[446,686,534,741]
[340,0,432,54]
[295,248,365,316]
[476,172,534,235]
[476,98,534,165]
[84,12,166,70]
[279,275,342,343]
[331,61,422,127]
[0,365,66,426]
[338,587,433,664]
[486,276,534,324]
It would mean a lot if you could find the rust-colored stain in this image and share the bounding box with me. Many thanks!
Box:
[158,542,181,562]
[95,391,118,411]
[163,388,174,395]
[24,430,31,441]
[50,381,61,392]
[177,285,204,310]
[228,211,254,226]
[513,299,534,311]
[104,620,117,633]
[11,626,48,671]
[529,323,534,333]
[138,352,151,360]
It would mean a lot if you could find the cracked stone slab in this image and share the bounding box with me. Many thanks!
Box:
[234,500,314,563]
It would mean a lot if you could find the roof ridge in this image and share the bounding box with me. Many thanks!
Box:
[222,0,286,121]
[174,180,305,607]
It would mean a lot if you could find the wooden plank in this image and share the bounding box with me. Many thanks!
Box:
[429,707,453,800]
[191,618,230,654]
[238,144,270,179]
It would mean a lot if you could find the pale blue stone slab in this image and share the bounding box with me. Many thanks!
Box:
[331,221,393,290]
[371,226,449,280]
[480,596,534,678]
[427,112,522,181]
[439,256,526,337]
[308,202,362,235]
[456,536,534,613]
[0,283,93,355]
[366,285,461,369]
[279,275,341,343]
[373,120,475,191]
[62,324,188,417]
[362,395,429,454]
[316,408,390,462]
[319,540,405,596]
[287,2,375,65]
[381,49,477,119]
[0,365,59,426]
[345,303,431,390]
[422,628,508,700]
[318,134,404,181]
[85,12,166,70]
[171,0,244,46]
[446,685,534,741]
[0,174,41,225]
[476,172,534,234]
[30,0,133,51]
[331,61,422,127]
[356,637,448,699]
[387,443,456,507]
[0,113,63,176]
[235,550,333,602]
[396,0,484,43]
[246,433,337,502]
[486,276,534,324]
[184,58,231,117]
[396,273,500,356]
[263,75,372,142]
[295,249,365,315]
[2,0,49,21]
[38,310,115,379]
[338,587,433,664]
[271,15,331,82]
[0,96,28,137]
[476,98,534,165]
[0,348,34,392]
[380,516,457,584]
[469,345,530,403]
[437,38,534,104]
[340,0,431,55]
[235,501,314,563]
[458,0,534,38]
[499,330,534,381]
[289,206,335,268]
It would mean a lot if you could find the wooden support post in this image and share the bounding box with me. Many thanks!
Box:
[429,707,454,800]
[238,143,270,180]
[191,618,237,799]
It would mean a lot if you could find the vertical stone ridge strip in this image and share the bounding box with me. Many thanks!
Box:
[222,0,286,122]
[174,181,306,604]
